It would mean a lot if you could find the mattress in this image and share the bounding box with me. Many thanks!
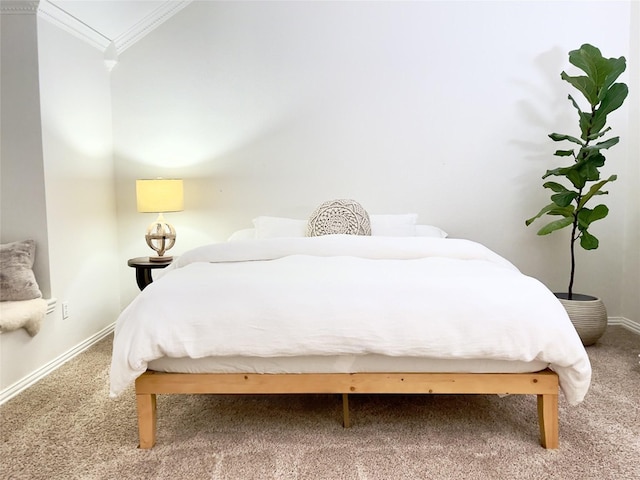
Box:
[148,354,549,375]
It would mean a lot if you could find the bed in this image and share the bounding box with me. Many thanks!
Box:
[110,214,591,450]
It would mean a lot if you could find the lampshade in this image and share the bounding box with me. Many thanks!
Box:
[136,179,184,213]
[136,178,184,263]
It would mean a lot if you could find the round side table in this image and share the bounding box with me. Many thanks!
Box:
[127,257,172,290]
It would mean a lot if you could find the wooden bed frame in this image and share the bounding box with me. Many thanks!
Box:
[135,368,560,449]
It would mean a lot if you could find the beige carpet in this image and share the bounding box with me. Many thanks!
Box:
[1,326,638,480]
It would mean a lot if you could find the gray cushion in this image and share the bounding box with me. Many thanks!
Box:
[307,199,371,237]
[0,240,42,301]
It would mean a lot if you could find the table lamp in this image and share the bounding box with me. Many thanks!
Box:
[136,178,184,262]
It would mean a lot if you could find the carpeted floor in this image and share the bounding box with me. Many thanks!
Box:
[1,326,638,479]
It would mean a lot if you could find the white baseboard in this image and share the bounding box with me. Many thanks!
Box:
[0,322,115,405]
[608,316,640,335]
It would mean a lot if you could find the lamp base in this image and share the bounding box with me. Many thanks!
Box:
[149,255,173,263]
[145,213,177,260]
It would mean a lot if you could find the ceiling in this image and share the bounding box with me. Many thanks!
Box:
[38,0,192,54]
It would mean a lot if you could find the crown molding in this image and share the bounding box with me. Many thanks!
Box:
[36,0,191,54]
[37,0,109,51]
[114,0,191,54]
[0,1,40,15]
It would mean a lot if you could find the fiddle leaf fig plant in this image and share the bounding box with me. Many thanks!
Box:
[526,44,628,299]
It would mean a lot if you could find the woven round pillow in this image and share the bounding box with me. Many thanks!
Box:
[307,199,371,236]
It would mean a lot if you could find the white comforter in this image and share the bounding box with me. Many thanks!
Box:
[110,235,591,404]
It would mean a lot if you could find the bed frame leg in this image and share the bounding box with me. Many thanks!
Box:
[136,393,157,449]
[537,393,558,449]
[342,393,351,428]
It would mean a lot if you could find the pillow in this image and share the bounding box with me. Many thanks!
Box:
[0,240,42,301]
[307,199,371,236]
[227,228,256,242]
[416,225,448,238]
[252,216,307,239]
[369,214,418,236]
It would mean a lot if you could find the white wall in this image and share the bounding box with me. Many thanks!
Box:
[0,13,121,391]
[113,0,637,320]
[0,7,51,297]
[621,1,640,324]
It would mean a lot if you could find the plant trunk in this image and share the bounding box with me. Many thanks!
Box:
[568,215,578,300]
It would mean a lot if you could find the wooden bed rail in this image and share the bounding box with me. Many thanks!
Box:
[135,370,559,450]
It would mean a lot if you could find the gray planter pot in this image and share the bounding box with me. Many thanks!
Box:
[555,293,607,346]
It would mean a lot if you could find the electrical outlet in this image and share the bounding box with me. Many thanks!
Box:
[61,301,70,320]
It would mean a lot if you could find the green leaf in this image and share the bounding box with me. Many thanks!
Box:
[549,132,584,146]
[542,167,564,178]
[567,94,592,139]
[526,203,556,226]
[543,165,574,179]
[578,175,616,208]
[554,149,574,157]
[600,57,627,94]
[563,44,627,137]
[537,216,574,235]
[577,150,605,167]
[561,72,598,105]
[568,44,625,91]
[579,230,599,250]
[525,203,574,226]
[602,83,629,113]
[566,166,587,189]
[577,205,609,231]
[551,191,578,207]
[567,151,605,186]
[542,163,591,189]
[592,83,628,133]
[586,127,611,141]
[543,181,570,193]
[584,136,619,152]
[572,151,605,184]
[568,44,603,78]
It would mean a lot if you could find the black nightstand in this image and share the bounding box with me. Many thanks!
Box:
[127,257,172,290]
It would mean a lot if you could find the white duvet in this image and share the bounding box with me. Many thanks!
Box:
[110,235,591,404]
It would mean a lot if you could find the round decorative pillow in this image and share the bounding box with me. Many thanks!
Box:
[307,199,371,236]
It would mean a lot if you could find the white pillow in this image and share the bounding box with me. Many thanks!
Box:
[416,224,448,238]
[227,228,256,242]
[252,216,307,239]
[242,215,448,239]
[369,214,418,236]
